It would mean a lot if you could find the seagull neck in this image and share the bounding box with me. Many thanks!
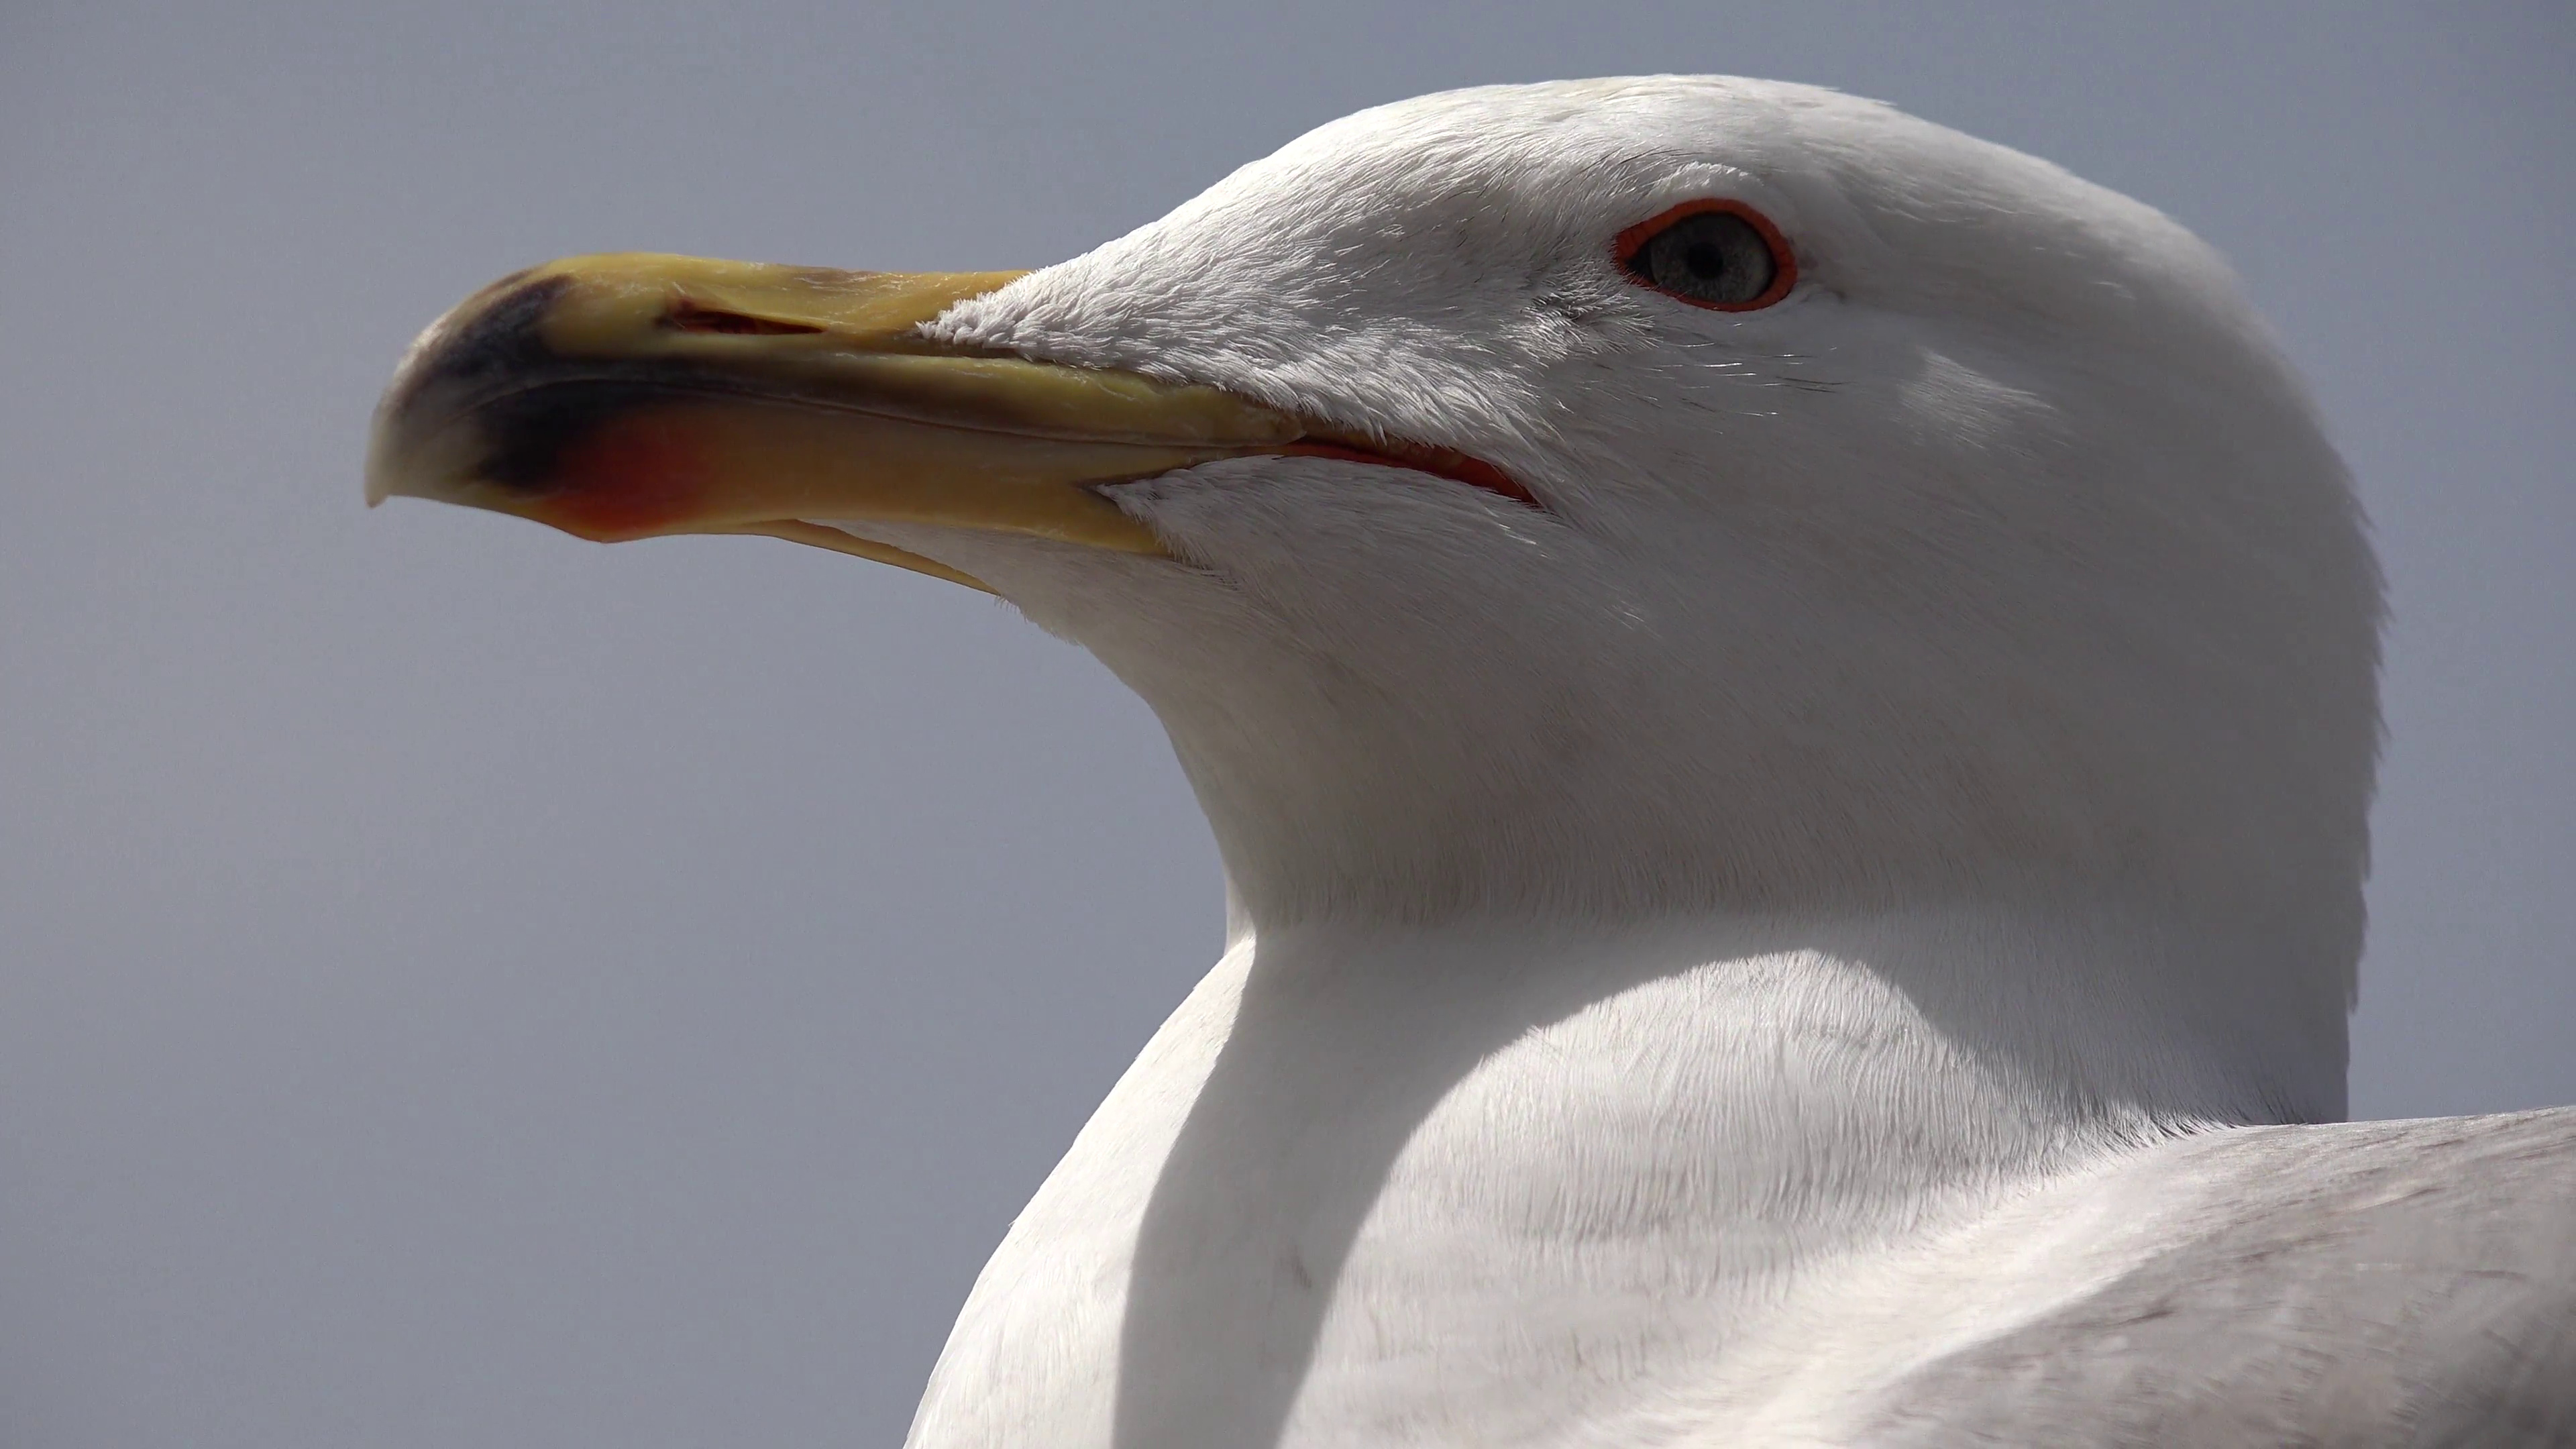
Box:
[1220,890,2344,1158]
[908,893,2345,1446]
[1120,896,2341,1348]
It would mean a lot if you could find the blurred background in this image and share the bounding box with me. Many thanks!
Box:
[2,2,2568,1443]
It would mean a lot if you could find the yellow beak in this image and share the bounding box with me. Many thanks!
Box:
[364,253,1310,593]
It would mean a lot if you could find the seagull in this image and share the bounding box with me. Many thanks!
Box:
[368,76,2574,1448]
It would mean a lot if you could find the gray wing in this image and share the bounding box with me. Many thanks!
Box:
[1855,1108,2576,1449]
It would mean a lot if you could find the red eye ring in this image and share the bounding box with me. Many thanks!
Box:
[1615,199,1798,311]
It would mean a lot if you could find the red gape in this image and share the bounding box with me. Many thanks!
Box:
[1277,439,1542,511]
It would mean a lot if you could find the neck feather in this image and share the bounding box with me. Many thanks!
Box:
[910,894,2338,1448]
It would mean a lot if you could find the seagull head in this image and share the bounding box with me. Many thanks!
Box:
[370,77,2379,991]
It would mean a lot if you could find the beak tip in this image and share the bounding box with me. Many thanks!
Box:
[362,425,402,508]
[364,396,472,511]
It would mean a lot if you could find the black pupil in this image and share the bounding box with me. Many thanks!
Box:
[1631,210,1776,306]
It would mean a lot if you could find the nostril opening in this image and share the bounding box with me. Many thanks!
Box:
[663,300,825,336]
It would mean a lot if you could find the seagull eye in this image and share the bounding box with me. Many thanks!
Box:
[1616,201,1795,311]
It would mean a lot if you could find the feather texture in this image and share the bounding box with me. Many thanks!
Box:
[800,76,2565,1446]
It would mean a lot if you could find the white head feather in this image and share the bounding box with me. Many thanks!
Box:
[855,75,2378,1113]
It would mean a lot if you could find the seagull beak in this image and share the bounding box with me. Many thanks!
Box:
[364,254,1307,592]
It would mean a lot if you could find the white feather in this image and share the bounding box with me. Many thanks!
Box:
[822,76,2564,1446]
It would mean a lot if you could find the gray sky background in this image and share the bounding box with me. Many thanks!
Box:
[2,2,2568,1444]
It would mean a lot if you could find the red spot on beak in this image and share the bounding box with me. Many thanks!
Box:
[535,413,717,541]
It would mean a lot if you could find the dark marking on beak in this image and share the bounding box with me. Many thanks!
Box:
[476,377,691,492]
[391,274,716,498]
[409,275,574,405]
